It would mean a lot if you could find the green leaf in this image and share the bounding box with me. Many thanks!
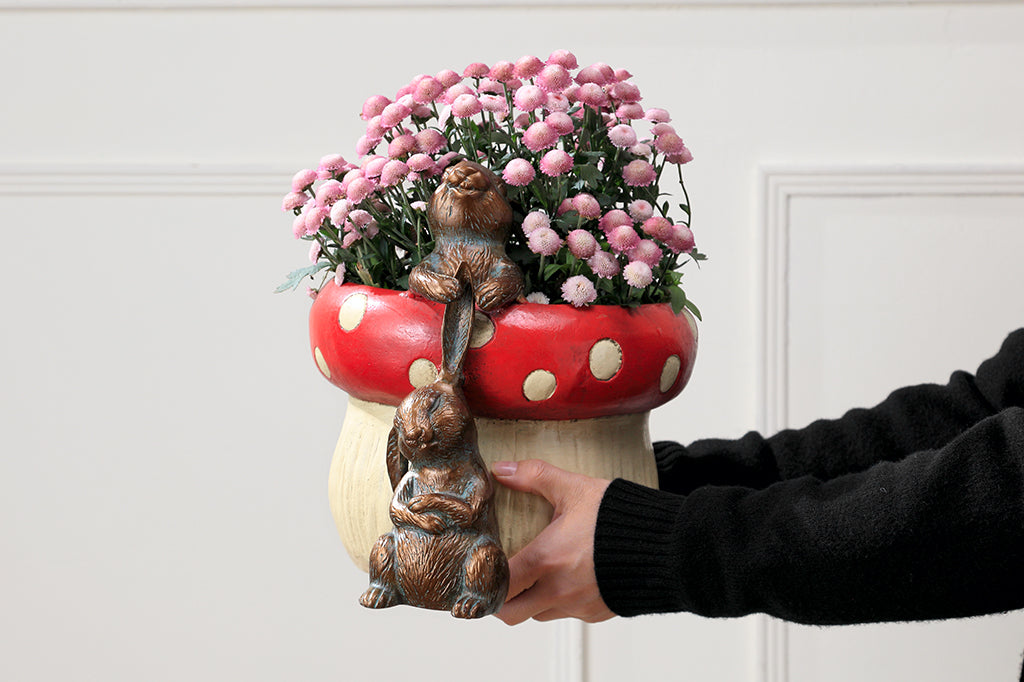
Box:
[684,297,703,321]
[274,262,332,293]
[577,164,604,188]
[667,285,688,315]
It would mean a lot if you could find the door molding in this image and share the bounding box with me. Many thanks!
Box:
[1,0,1016,9]
[755,164,1024,682]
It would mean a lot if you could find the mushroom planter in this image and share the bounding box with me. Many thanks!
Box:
[310,282,698,571]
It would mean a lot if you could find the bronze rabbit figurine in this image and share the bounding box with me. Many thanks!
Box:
[359,268,510,618]
[408,159,524,313]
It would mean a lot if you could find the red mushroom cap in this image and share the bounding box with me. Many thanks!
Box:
[309,283,697,420]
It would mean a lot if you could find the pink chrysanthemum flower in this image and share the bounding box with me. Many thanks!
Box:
[650,123,675,137]
[413,77,444,104]
[522,210,551,235]
[616,103,645,120]
[291,168,318,192]
[546,49,578,70]
[544,112,575,136]
[410,200,427,211]
[641,216,673,241]
[356,135,380,157]
[561,275,598,308]
[435,69,462,87]
[315,180,345,206]
[566,229,598,259]
[362,156,387,178]
[623,261,654,289]
[407,153,435,173]
[388,134,417,159]
[539,149,573,177]
[329,199,352,227]
[345,177,374,204]
[513,85,546,112]
[292,212,307,239]
[341,231,361,249]
[629,200,655,222]
[348,209,373,229]
[667,224,696,253]
[523,121,559,152]
[436,151,461,171]
[609,81,642,103]
[317,153,348,178]
[513,55,544,79]
[479,94,509,117]
[537,64,572,93]
[306,286,318,300]
[555,198,573,216]
[528,226,563,256]
[304,205,330,237]
[334,264,346,286]
[598,209,632,233]
[587,250,621,279]
[488,60,515,82]
[571,193,601,219]
[502,158,536,187]
[628,143,651,158]
[361,95,391,121]
[380,102,412,129]
[607,124,638,149]
[365,116,387,140]
[308,240,321,263]
[576,64,610,86]
[614,68,634,81]
[546,93,571,113]
[655,132,686,156]
[379,160,409,187]
[282,191,308,212]
[578,82,608,108]
[607,224,641,253]
[667,146,694,165]
[622,159,657,187]
[525,292,550,304]
[415,129,447,155]
[451,93,482,118]
[629,239,664,268]
[443,83,474,105]
[644,108,672,123]
[463,62,489,78]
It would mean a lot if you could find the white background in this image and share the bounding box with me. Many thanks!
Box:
[2,2,1023,681]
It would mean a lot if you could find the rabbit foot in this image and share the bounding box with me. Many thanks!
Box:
[450,594,495,619]
[359,584,401,610]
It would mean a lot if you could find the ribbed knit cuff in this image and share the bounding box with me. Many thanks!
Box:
[593,478,689,617]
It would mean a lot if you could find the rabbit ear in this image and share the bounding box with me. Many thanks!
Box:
[439,262,474,385]
[385,426,407,491]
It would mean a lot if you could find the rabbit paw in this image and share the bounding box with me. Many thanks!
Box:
[450,594,494,619]
[359,584,401,610]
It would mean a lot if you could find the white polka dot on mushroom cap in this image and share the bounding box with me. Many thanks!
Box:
[523,369,557,401]
[589,338,623,381]
[314,347,331,379]
[338,292,368,331]
[469,312,495,348]
[660,355,681,393]
[408,358,438,388]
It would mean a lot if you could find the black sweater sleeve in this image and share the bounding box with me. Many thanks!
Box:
[654,328,1024,494]
[595,329,1024,624]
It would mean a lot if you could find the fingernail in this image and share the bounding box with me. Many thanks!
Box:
[492,461,517,477]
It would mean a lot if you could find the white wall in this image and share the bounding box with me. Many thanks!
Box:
[2,2,1022,681]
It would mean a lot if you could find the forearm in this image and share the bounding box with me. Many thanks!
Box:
[599,408,1024,624]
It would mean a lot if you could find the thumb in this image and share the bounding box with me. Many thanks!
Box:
[492,459,573,508]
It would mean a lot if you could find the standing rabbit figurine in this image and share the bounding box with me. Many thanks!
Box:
[359,266,510,618]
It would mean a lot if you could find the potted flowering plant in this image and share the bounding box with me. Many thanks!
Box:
[281,51,703,571]
[280,50,704,315]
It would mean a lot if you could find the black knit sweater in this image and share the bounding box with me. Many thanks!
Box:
[594,328,1024,653]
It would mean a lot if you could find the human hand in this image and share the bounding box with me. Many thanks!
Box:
[490,459,615,625]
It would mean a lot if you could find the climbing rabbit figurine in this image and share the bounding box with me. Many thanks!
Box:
[359,267,510,618]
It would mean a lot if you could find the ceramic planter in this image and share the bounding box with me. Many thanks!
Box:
[310,282,698,571]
